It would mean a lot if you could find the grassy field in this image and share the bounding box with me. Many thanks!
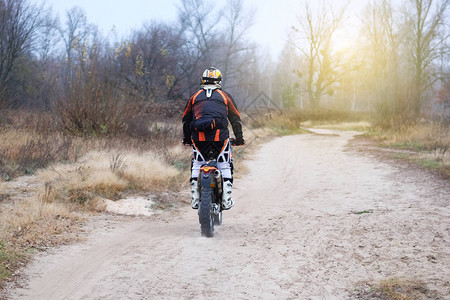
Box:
[366,122,450,177]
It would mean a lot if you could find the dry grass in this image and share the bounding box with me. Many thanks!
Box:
[302,121,372,132]
[371,122,450,151]
[0,200,82,248]
[120,151,181,189]
[353,278,439,299]
[367,122,450,175]
[0,196,82,289]
[248,109,370,135]
[35,148,184,210]
[263,113,309,135]
[0,129,75,180]
[0,129,36,148]
[0,242,24,288]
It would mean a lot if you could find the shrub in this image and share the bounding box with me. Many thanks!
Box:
[54,75,139,137]
[370,122,450,151]
[0,132,73,179]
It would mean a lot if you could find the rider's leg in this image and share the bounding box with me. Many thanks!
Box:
[190,178,199,209]
[221,178,234,210]
[217,140,234,210]
[190,144,205,209]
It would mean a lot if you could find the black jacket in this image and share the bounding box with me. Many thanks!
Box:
[182,87,243,142]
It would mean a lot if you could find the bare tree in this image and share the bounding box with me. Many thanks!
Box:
[219,0,256,89]
[37,10,59,67]
[406,0,450,115]
[362,0,406,119]
[0,0,44,105]
[119,22,185,102]
[177,0,220,92]
[31,10,60,110]
[291,1,347,110]
[57,7,96,85]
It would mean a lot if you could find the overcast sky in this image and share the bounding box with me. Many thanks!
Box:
[43,0,369,59]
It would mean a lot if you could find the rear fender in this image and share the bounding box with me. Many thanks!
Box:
[200,171,212,188]
[199,166,218,188]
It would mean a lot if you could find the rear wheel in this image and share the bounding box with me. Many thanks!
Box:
[199,188,214,237]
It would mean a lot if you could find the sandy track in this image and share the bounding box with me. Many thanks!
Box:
[4,130,450,299]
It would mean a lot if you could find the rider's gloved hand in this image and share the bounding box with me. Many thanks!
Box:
[232,137,245,146]
[182,137,192,146]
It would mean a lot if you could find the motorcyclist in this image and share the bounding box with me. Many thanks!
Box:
[182,67,244,210]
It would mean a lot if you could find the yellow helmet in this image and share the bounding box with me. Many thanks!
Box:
[202,67,222,85]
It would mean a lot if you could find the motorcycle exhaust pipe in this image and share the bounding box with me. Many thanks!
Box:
[214,170,223,194]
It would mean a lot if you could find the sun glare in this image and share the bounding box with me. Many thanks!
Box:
[332,28,359,55]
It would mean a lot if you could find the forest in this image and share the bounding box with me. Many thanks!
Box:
[0,0,448,127]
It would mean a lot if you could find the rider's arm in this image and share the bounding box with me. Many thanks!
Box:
[182,96,194,141]
[224,92,243,141]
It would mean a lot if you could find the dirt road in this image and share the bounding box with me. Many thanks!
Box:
[4,130,450,299]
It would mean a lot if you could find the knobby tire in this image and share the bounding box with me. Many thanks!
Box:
[199,188,214,237]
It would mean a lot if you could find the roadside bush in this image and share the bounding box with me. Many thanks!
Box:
[369,122,450,151]
[0,132,73,180]
[54,75,139,137]
[367,121,450,176]
[0,110,58,133]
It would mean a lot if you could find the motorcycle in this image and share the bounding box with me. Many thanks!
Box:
[188,138,241,238]
[197,161,223,237]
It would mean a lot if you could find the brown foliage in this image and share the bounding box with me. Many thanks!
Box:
[0,133,72,179]
[54,76,140,136]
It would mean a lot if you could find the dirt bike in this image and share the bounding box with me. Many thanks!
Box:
[188,138,242,238]
[197,161,223,237]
